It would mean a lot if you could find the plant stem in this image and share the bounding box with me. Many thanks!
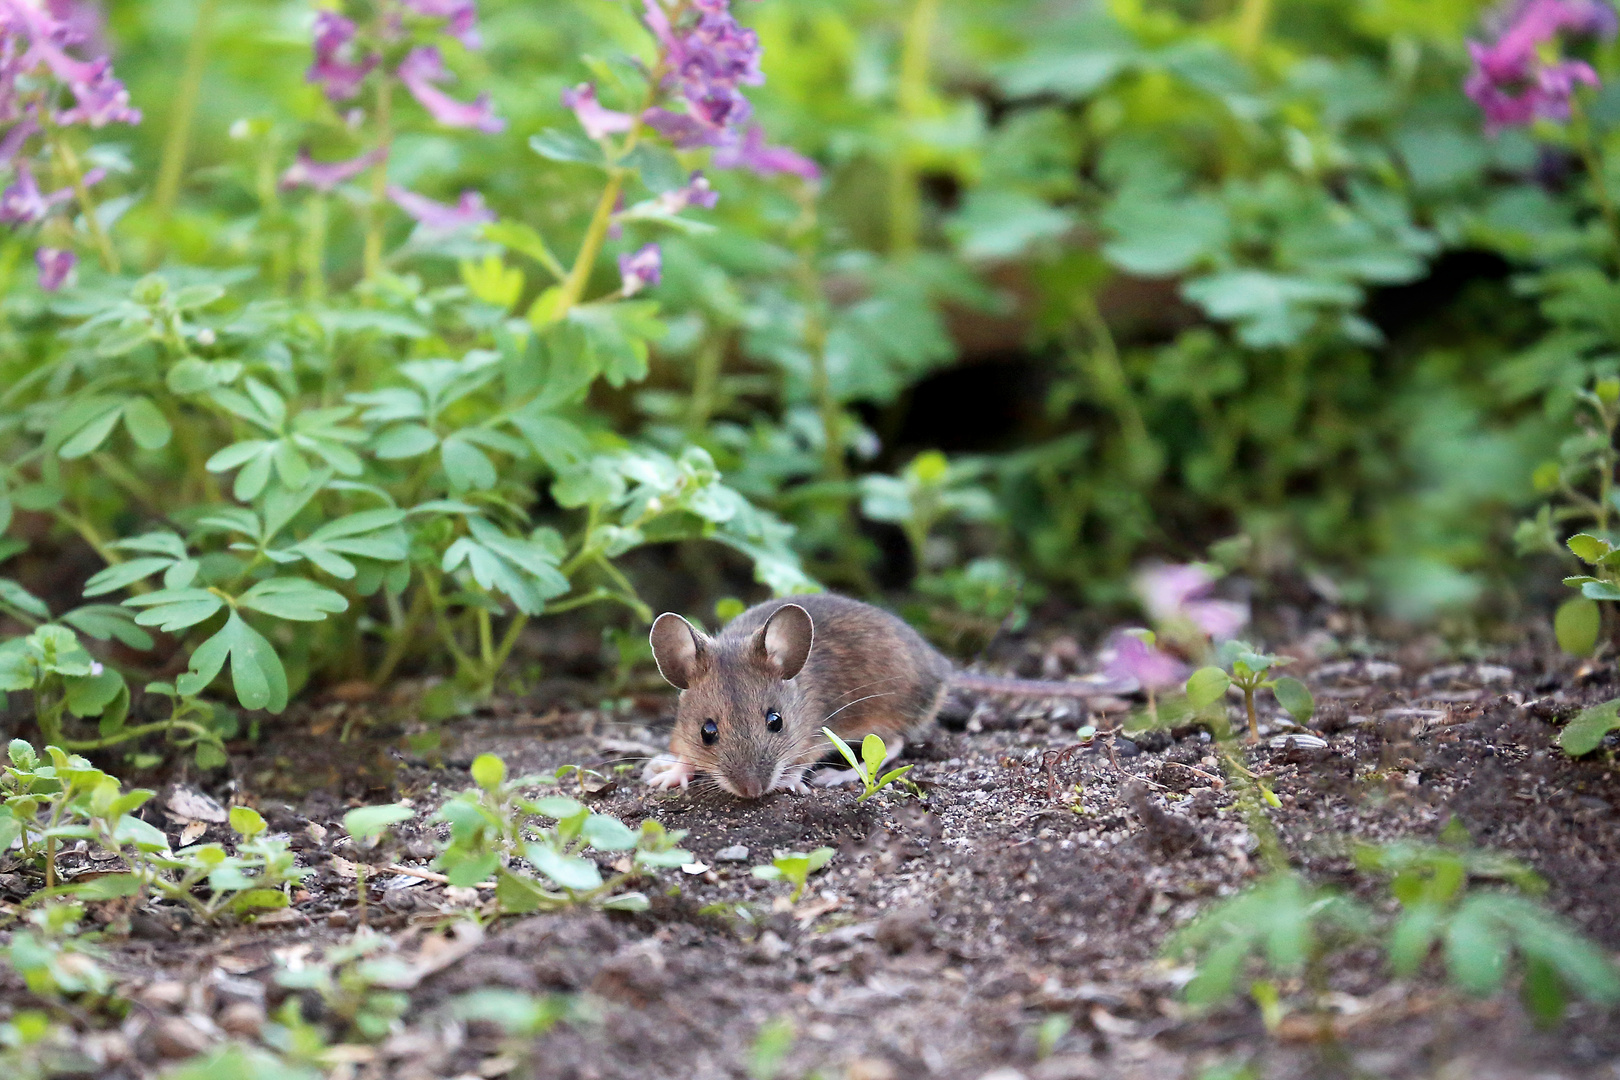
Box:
[890,0,939,255]
[371,585,430,686]
[53,508,120,569]
[1573,98,1620,264]
[1234,0,1272,60]
[1074,293,1158,484]
[302,195,328,303]
[1243,685,1259,742]
[150,0,220,258]
[48,130,119,273]
[553,68,663,313]
[687,331,725,432]
[363,75,395,282]
[59,719,216,752]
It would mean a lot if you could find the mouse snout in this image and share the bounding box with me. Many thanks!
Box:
[737,776,764,799]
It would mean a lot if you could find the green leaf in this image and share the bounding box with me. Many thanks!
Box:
[1388,904,1442,977]
[69,873,142,900]
[600,891,650,912]
[1270,677,1314,724]
[124,588,224,632]
[229,806,267,838]
[470,753,506,791]
[179,611,289,713]
[1558,698,1620,756]
[525,843,603,892]
[860,733,887,781]
[121,397,172,450]
[529,129,606,167]
[1555,596,1602,657]
[1580,580,1620,602]
[64,668,124,718]
[442,435,498,492]
[582,814,638,851]
[1567,533,1614,565]
[443,850,499,887]
[344,803,414,840]
[822,727,862,773]
[1445,898,1508,996]
[1186,667,1231,710]
[236,578,348,622]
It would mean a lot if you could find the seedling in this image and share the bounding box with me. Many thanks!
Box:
[432,751,692,914]
[1557,696,1620,757]
[273,930,411,1041]
[747,1016,796,1080]
[1356,827,1620,1024]
[1166,872,1370,1017]
[751,848,835,902]
[1185,640,1314,742]
[821,728,917,801]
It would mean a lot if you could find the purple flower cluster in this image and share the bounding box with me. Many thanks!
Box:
[618,243,662,296]
[641,0,763,149]
[1466,0,1617,133]
[561,0,820,186]
[0,0,140,289]
[291,1,505,241]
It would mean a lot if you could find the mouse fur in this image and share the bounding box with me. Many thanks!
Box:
[644,594,953,798]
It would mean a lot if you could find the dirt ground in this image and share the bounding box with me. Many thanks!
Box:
[4,624,1620,1080]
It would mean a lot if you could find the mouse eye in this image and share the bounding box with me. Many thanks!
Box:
[701,719,718,746]
[765,710,782,733]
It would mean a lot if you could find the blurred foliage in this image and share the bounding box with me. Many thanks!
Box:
[1,0,1616,734]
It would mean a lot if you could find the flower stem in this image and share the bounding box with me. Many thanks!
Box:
[1573,98,1620,266]
[49,130,119,273]
[554,72,661,313]
[302,195,328,303]
[1235,0,1272,60]
[890,0,938,255]
[363,75,395,281]
[687,331,726,432]
[150,0,220,258]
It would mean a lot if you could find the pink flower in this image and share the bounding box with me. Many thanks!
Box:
[0,0,139,127]
[1101,629,1188,693]
[279,146,388,193]
[35,246,74,290]
[650,171,718,214]
[711,124,820,182]
[0,161,72,224]
[562,83,633,141]
[1466,0,1616,133]
[400,0,483,50]
[618,242,661,296]
[1135,563,1249,640]
[387,185,494,232]
[307,11,379,102]
[396,46,504,133]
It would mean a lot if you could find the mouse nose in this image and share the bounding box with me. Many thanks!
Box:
[738,776,763,799]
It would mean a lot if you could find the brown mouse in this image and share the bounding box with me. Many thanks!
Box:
[642,593,1128,798]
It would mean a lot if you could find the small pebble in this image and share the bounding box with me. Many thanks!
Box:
[1267,733,1328,752]
[218,1001,265,1038]
[152,1017,210,1059]
[1113,738,1139,759]
[714,845,750,863]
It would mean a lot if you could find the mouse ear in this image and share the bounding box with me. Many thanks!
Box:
[757,602,813,680]
[649,613,709,690]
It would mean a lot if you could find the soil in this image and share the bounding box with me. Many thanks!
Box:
[4,628,1620,1080]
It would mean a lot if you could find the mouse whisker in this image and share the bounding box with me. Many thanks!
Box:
[824,674,908,702]
[820,691,897,724]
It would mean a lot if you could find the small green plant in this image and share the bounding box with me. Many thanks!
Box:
[1356,830,1620,1024]
[747,1015,796,1080]
[821,728,916,802]
[433,751,692,914]
[1166,872,1370,1023]
[0,1011,85,1080]
[5,903,114,1001]
[273,929,414,1042]
[859,451,1000,585]
[1558,696,1620,757]
[0,740,305,921]
[750,847,834,902]
[1516,377,1620,657]
[1185,640,1314,743]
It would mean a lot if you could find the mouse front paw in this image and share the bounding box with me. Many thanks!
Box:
[811,766,863,788]
[643,753,696,791]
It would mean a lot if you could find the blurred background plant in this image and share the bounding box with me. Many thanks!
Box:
[1,0,1617,748]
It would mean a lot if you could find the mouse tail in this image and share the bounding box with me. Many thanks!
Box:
[949,670,1136,698]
